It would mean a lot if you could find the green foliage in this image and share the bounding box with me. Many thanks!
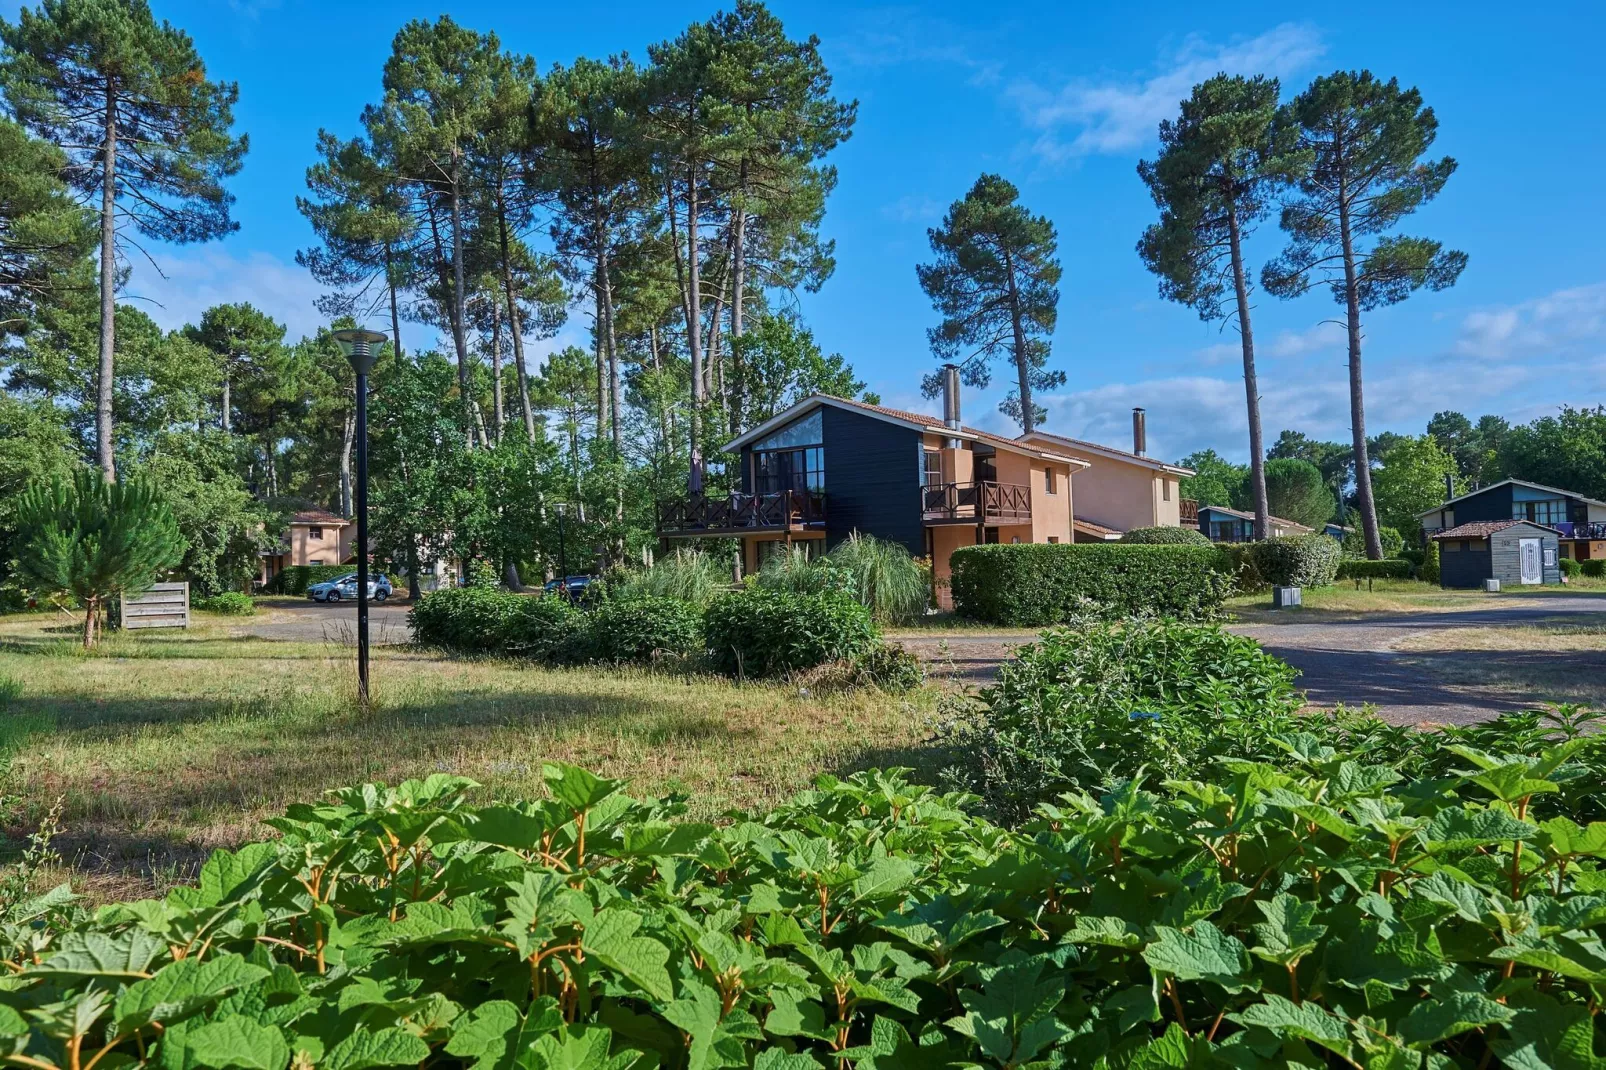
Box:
[949,543,1233,625]
[1119,525,1213,545]
[754,547,854,596]
[917,173,1063,430]
[1496,406,1606,503]
[1263,457,1336,528]
[1336,559,1415,581]
[824,533,930,624]
[1582,560,1606,580]
[703,588,879,678]
[0,117,93,341]
[1214,542,1267,594]
[1559,557,1582,578]
[939,621,1303,820]
[578,596,702,664]
[1422,536,1442,584]
[853,642,924,693]
[501,593,579,660]
[615,550,730,606]
[132,430,270,595]
[1247,533,1341,588]
[19,720,1606,1067]
[1344,524,1404,558]
[1373,435,1460,536]
[13,468,185,646]
[408,586,535,655]
[1177,448,1249,509]
[193,592,255,615]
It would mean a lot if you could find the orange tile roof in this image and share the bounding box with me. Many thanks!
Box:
[289,509,349,526]
[814,395,1081,463]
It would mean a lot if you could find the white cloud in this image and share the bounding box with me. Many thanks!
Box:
[1194,320,1345,367]
[1454,282,1606,360]
[1010,23,1325,161]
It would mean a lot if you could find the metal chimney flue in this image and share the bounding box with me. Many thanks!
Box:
[1132,407,1147,456]
[1445,473,1455,501]
[941,364,962,448]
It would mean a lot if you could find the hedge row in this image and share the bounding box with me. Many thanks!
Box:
[409,585,912,684]
[1583,559,1606,579]
[949,543,1232,624]
[1335,558,1415,581]
[1245,532,1342,587]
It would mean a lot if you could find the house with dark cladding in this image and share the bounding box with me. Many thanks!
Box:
[1419,479,1606,561]
[1431,519,1561,588]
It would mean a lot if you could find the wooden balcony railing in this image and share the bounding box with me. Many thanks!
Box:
[922,480,1033,524]
[658,489,825,536]
[1180,498,1199,526]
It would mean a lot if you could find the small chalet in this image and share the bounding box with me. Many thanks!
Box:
[1419,479,1606,561]
[259,509,355,586]
[1196,505,1314,543]
[1432,519,1561,588]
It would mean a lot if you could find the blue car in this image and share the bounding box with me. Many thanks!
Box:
[308,573,393,603]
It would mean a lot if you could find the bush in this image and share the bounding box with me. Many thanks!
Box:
[1560,557,1582,577]
[24,731,1606,1068]
[1247,532,1341,587]
[1119,525,1213,545]
[1584,559,1606,579]
[938,621,1304,821]
[949,543,1232,625]
[614,550,730,606]
[1397,547,1425,566]
[575,596,702,663]
[704,587,878,677]
[501,594,579,660]
[1422,536,1442,583]
[753,546,854,596]
[825,532,931,624]
[1214,541,1266,594]
[854,641,924,692]
[1341,524,1404,558]
[267,564,351,595]
[407,586,526,653]
[193,591,255,615]
[1335,558,1415,581]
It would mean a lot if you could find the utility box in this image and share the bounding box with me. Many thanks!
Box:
[1484,578,1501,593]
[1272,586,1302,609]
[121,582,190,630]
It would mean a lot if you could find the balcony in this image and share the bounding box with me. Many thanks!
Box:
[922,480,1032,525]
[1180,498,1199,526]
[658,489,825,537]
[1555,521,1606,540]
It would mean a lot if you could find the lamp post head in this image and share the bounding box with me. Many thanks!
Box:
[330,328,389,376]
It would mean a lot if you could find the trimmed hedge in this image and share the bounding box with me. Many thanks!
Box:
[1560,557,1582,577]
[1336,558,1415,581]
[1213,542,1266,594]
[703,588,879,677]
[949,543,1233,625]
[408,586,530,653]
[1584,559,1606,579]
[1247,533,1341,587]
[1118,525,1213,546]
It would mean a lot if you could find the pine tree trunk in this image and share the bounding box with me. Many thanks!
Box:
[490,299,504,444]
[385,244,404,365]
[593,286,608,441]
[221,372,231,432]
[1001,248,1035,435]
[448,156,473,449]
[731,177,747,434]
[82,595,97,650]
[495,192,537,445]
[1338,178,1382,560]
[96,82,119,480]
[649,323,674,448]
[597,223,622,457]
[685,161,705,493]
[1226,202,1270,541]
[339,408,355,517]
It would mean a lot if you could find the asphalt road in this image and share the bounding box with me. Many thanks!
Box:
[234,599,415,645]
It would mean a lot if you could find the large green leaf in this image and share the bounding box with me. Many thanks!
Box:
[1397,990,1514,1048]
[114,953,269,1032]
[1490,991,1606,1070]
[32,930,165,978]
[322,1027,432,1070]
[182,1017,291,1070]
[1231,995,1350,1058]
[582,908,674,1003]
[1142,921,1254,993]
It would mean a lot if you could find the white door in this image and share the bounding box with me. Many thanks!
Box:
[1518,538,1543,584]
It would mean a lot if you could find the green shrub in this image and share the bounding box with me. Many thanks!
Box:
[825,532,930,624]
[1119,524,1213,545]
[1335,558,1415,581]
[614,550,730,606]
[193,591,256,615]
[854,641,924,692]
[753,546,854,596]
[501,595,579,661]
[1560,557,1583,577]
[1422,536,1442,583]
[704,587,878,677]
[407,586,526,653]
[21,736,1606,1068]
[1583,559,1606,579]
[949,543,1232,624]
[1213,541,1266,594]
[1341,524,1404,558]
[1247,532,1341,587]
[267,564,351,595]
[1397,547,1425,566]
[576,596,702,663]
[938,621,1304,821]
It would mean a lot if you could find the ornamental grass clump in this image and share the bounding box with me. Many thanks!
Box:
[825,532,931,624]
[614,549,729,606]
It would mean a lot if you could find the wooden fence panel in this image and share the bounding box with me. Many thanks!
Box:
[121,582,189,630]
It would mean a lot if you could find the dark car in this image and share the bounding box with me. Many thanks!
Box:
[542,575,595,601]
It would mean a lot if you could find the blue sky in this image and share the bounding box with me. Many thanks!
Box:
[8,0,1603,462]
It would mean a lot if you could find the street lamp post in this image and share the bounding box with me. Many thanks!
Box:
[554,502,568,586]
[331,328,388,709]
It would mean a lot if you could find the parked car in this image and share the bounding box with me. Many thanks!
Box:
[308,573,393,603]
[543,575,595,602]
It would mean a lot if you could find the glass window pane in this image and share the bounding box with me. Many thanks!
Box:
[752,410,822,451]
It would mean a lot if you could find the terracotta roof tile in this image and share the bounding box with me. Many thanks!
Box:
[814,395,1081,462]
[289,509,349,526]
[1433,519,1558,539]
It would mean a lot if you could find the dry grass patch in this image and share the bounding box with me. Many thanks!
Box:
[1390,620,1606,711]
[0,612,937,901]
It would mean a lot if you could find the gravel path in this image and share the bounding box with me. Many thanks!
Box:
[232,600,415,645]
[898,596,1606,725]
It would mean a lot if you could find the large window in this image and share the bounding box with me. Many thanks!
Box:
[923,450,943,487]
[1515,499,1569,526]
[752,411,824,495]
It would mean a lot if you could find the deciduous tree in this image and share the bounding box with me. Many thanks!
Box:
[1371,434,1459,537]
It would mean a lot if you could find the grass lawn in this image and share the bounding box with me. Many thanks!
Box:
[1392,619,1606,710]
[0,610,939,901]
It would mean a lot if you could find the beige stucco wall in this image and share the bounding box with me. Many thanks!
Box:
[1042,443,1174,533]
[286,523,354,567]
[929,525,976,610]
